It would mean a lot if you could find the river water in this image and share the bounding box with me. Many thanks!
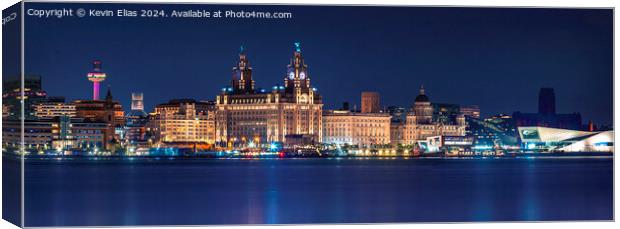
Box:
[15,156,613,226]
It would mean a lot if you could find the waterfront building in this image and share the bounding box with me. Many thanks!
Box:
[125,93,149,147]
[73,88,125,150]
[154,99,214,115]
[2,117,110,152]
[33,97,76,119]
[460,105,481,118]
[2,75,48,120]
[518,126,613,152]
[322,110,391,147]
[402,86,466,144]
[466,114,518,149]
[390,121,406,146]
[361,91,380,113]
[158,101,215,149]
[215,44,323,147]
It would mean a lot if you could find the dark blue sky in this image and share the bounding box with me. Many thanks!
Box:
[23,3,613,125]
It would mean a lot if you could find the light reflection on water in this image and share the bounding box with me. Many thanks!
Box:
[21,157,613,226]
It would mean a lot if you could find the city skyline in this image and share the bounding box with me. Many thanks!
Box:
[22,3,613,125]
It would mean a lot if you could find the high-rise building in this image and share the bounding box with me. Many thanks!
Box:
[131,93,144,111]
[2,75,48,120]
[87,60,107,100]
[538,88,556,114]
[361,91,380,113]
[322,110,391,147]
[125,93,149,146]
[215,43,323,147]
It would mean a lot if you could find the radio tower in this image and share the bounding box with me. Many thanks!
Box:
[87,60,107,100]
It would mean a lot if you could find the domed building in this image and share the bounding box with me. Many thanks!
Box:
[413,85,433,124]
[401,85,466,145]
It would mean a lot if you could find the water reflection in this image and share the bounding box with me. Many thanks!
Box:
[22,157,613,226]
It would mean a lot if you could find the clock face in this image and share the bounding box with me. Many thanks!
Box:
[288,71,295,79]
[299,71,306,79]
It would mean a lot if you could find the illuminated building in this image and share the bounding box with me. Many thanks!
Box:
[87,60,107,100]
[159,102,215,149]
[389,122,406,146]
[460,105,480,118]
[402,86,466,144]
[154,99,214,115]
[149,99,215,145]
[322,110,391,147]
[125,93,149,147]
[73,88,125,150]
[215,43,323,147]
[2,117,110,152]
[466,114,518,148]
[432,103,460,124]
[2,104,11,118]
[518,126,613,152]
[33,97,76,119]
[2,75,47,120]
[361,91,380,113]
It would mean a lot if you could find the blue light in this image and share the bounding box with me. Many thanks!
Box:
[279,86,284,90]
[312,88,317,91]
[294,42,301,52]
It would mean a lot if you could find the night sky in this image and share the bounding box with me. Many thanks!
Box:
[23,3,613,125]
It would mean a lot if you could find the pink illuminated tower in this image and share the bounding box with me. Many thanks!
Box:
[87,60,107,100]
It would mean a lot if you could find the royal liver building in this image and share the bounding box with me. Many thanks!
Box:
[215,43,323,147]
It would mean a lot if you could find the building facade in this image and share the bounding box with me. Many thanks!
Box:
[33,101,76,119]
[322,110,391,147]
[402,86,466,145]
[215,44,323,147]
[159,102,215,145]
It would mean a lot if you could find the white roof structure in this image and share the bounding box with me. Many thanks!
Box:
[518,126,613,152]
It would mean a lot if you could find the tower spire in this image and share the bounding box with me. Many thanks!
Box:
[106,86,112,98]
[294,42,301,52]
[420,84,425,95]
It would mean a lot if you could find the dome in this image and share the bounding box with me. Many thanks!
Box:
[414,85,430,103]
[415,94,430,103]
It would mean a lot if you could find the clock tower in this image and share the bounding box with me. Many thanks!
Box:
[231,45,254,94]
[284,42,314,104]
